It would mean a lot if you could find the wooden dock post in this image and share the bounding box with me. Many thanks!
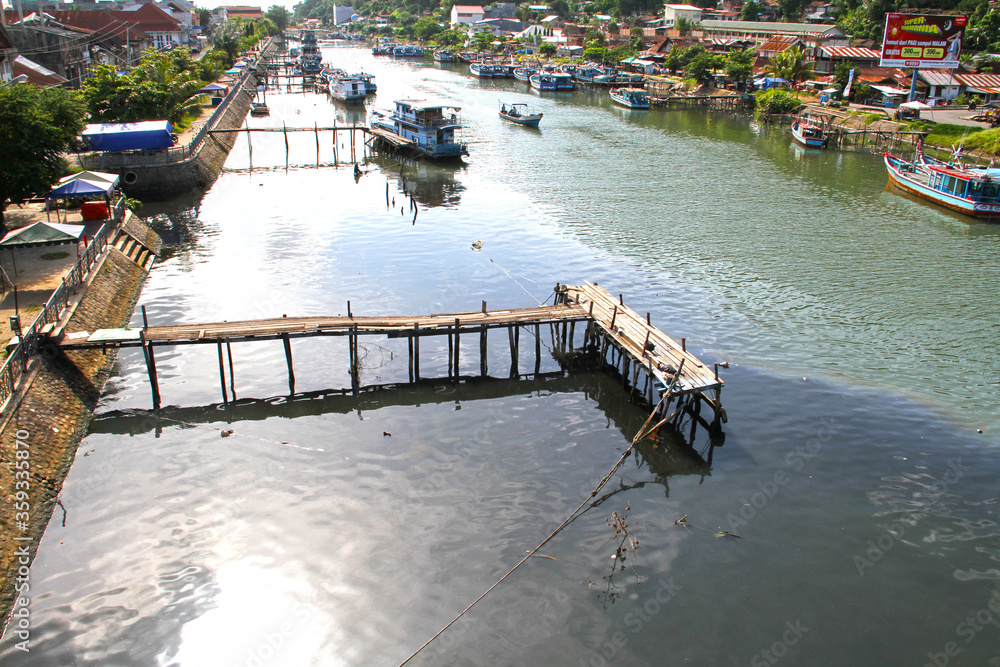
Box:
[314,121,320,165]
[480,326,488,377]
[226,340,235,399]
[508,325,519,378]
[350,323,359,395]
[140,330,160,410]
[408,330,414,383]
[453,317,461,378]
[413,323,420,380]
[283,122,289,168]
[333,124,338,165]
[534,323,541,375]
[217,341,229,404]
[282,333,295,393]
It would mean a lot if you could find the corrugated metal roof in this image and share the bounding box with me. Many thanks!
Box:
[955,73,1000,88]
[819,46,880,59]
[919,70,962,86]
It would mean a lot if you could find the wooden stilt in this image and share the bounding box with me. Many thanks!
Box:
[568,321,575,350]
[534,323,541,375]
[413,323,420,381]
[480,326,487,377]
[226,340,235,399]
[217,341,229,404]
[447,329,453,378]
[315,121,320,165]
[408,332,414,383]
[508,325,518,378]
[282,334,295,394]
[350,324,359,395]
[283,122,289,168]
[140,332,160,410]
[453,318,461,378]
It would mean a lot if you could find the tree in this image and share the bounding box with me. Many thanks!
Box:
[608,21,620,34]
[739,0,761,20]
[413,17,443,40]
[675,16,694,35]
[0,85,87,230]
[539,42,557,56]
[725,47,755,90]
[549,0,570,18]
[198,8,212,29]
[266,5,291,31]
[767,45,815,85]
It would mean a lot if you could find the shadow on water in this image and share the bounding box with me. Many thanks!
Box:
[90,370,719,491]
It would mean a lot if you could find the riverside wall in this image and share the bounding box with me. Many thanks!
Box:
[0,214,162,635]
[80,39,276,200]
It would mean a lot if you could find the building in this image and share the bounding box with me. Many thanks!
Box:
[813,45,880,75]
[332,5,355,24]
[0,22,16,82]
[472,18,525,36]
[13,54,69,86]
[697,19,846,45]
[3,13,93,86]
[663,4,703,28]
[450,5,485,27]
[221,6,263,20]
[116,2,184,49]
[45,10,150,67]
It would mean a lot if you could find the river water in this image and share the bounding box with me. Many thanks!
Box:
[3,44,1000,666]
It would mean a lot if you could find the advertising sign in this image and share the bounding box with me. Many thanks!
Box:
[880,13,967,69]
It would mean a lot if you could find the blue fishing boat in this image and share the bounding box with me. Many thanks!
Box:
[791,119,828,148]
[470,62,496,77]
[369,99,469,159]
[434,50,455,62]
[609,87,650,109]
[513,66,536,82]
[530,73,558,91]
[499,101,543,127]
[884,149,1000,219]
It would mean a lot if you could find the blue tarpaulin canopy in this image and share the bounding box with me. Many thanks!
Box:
[46,178,114,199]
[224,67,240,75]
[82,121,174,152]
[199,82,227,93]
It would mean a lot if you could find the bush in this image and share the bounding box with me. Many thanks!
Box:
[755,89,801,114]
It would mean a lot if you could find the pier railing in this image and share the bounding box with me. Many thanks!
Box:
[79,38,274,170]
[0,197,128,411]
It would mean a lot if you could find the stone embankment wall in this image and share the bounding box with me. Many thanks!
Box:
[0,214,162,632]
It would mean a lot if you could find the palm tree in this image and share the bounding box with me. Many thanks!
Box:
[767,45,815,86]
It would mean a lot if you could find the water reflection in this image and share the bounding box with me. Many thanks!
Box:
[371,154,466,208]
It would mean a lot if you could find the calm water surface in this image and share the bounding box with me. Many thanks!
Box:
[3,45,999,666]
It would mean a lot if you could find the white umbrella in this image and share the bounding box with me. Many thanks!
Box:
[900,100,933,109]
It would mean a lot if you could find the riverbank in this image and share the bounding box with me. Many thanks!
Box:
[0,212,161,629]
[74,39,276,200]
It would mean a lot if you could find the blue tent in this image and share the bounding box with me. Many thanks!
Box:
[46,178,113,199]
[82,121,174,152]
[199,82,227,93]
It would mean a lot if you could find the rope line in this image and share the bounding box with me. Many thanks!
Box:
[397,390,675,666]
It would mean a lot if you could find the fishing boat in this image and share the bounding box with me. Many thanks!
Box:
[372,43,394,55]
[513,66,536,82]
[553,72,574,90]
[609,87,650,109]
[470,62,496,77]
[499,101,543,127]
[883,149,1000,219]
[434,50,455,62]
[574,65,606,84]
[352,72,376,93]
[393,45,425,57]
[250,101,269,117]
[530,73,558,91]
[329,73,367,102]
[368,99,469,159]
[298,30,323,74]
[791,118,828,148]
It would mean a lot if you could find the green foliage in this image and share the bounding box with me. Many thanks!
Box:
[675,17,694,36]
[197,8,212,29]
[755,88,802,114]
[0,85,87,228]
[40,251,70,260]
[539,42,557,56]
[585,27,606,48]
[549,0,570,18]
[413,17,443,40]
[266,5,291,31]
[725,47,755,88]
[836,6,881,43]
[608,21,619,33]
[583,46,608,62]
[80,50,205,124]
[122,196,144,212]
[607,44,636,62]
[739,0,761,20]
[965,8,1000,51]
[432,29,465,46]
[767,45,815,84]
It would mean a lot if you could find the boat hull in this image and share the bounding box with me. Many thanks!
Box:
[884,154,1000,219]
[499,111,542,127]
[609,89,649,109]
[791,121,827,148]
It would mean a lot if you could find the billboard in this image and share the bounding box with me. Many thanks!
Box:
[880,13,967,69]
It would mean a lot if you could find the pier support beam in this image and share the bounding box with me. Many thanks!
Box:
[282,334,295,394]
[217,341,229,404]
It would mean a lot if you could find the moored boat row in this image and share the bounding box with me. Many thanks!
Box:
[884,149,1000,219]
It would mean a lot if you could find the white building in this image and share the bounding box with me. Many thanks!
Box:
[450,5,485,27]
[333,5,355,24]
[663,3,703,27]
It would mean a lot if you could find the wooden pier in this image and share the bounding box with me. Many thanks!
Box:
[53,283,725,433]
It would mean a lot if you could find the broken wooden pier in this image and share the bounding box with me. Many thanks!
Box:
[55,282,725,433]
